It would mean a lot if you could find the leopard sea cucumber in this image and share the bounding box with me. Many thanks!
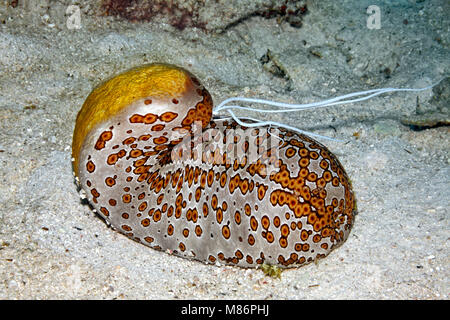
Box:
[72,63,356,268]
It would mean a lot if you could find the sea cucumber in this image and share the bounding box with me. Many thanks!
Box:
[72,63,356,268]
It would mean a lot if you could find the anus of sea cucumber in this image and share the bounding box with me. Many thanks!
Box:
[72,63,356,268]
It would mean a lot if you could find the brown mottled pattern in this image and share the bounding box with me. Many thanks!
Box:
[74,67,356,268]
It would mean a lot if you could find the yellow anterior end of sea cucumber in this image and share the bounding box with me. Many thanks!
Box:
[72,63,191,173]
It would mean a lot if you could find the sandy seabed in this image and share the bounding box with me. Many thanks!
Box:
[0,0,448,299]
